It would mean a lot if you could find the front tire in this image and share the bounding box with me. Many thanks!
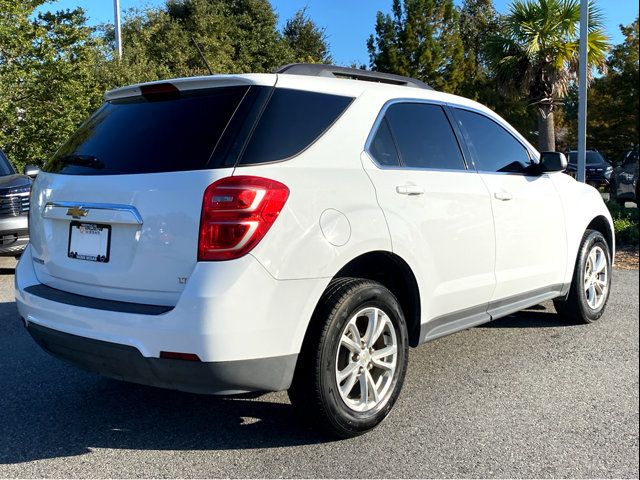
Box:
[289,278,409,438]
[554,229,612,323]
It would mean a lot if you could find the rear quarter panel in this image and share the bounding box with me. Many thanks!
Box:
[241,90,392,280]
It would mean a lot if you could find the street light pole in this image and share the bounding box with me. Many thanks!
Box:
[114,0,122,59]
[576,0,588,183]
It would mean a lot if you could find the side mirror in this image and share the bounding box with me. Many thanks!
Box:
[23,164,41,178]
[539,152,567,172]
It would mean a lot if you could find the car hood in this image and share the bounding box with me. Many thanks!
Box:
[0,174,32,194]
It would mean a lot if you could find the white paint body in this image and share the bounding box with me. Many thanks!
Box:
[15,73,614,378]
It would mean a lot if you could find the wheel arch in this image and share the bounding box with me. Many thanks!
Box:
[586,215,615,258]
[327,251,422,347]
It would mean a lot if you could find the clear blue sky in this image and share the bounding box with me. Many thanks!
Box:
[38,0,639,66]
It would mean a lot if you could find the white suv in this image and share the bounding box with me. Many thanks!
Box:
[15,64,614,437]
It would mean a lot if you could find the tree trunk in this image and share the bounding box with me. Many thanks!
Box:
[537,105,556,152]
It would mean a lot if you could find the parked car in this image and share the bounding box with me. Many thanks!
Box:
[565,150,613,188]
[610,145,638,205]
[0,149,36,257]
[15,64,615,438]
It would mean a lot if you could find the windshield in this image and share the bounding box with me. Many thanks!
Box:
[568,151,606,165]
[0,150,15,176]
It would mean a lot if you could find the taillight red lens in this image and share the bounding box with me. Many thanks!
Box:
[198,176,289,261]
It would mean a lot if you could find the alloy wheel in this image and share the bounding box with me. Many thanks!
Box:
[584,245,608,310]
[334,307,398,412]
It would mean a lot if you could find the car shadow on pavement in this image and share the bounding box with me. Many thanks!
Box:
[0,300,580,465]
[481,305,583,328]
[0,299,333,465]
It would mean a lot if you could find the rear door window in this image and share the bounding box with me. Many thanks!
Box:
[45,86,251,175]
[238,89,353,166]
[383,103,466,170]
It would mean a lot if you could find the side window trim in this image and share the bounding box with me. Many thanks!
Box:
[442,105,476,171]
[450,105,537,176]
[365,98,472,172]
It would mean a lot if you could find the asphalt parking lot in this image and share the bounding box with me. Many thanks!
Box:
[0,258,637,478]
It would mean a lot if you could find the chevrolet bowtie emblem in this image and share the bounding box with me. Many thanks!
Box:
[66,206,89,219]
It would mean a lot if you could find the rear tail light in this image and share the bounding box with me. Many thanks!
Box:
[198,176,289,261]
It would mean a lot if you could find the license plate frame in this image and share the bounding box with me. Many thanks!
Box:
[68,221,111,263]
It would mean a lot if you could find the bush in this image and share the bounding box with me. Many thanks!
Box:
[606,201,639,246]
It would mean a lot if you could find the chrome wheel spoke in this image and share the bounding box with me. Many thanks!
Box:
[359,371,368,406]
[340,334,360,354]
[337,361,358,382]
[371,357,394,370]
[365,370,380,403]
[371,344,397,360]
[364,308,383,347]
[340,367,359,396]
[346,322,362,346]
[594,278,607,290]
[594,252,606,273]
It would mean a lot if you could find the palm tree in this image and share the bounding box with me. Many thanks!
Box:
[486,0,609,151]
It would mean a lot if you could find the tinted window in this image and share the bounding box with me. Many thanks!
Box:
[0,150,13,176]
[45,86,250,175]
[239,89,353,165]
[568,151,606,165]
[384,103,465,170]
[369,119,400,166]
[455,108,531,173]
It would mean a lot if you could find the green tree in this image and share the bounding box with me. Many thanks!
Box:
[282,8,331,64]
[366,0,465,92]
[0,1,104,169]
[458,0,498,97]
[485,0,609,152]
[587,18,639,160]
[101,0,331,82]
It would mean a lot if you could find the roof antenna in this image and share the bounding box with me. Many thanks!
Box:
[190,35,213,75]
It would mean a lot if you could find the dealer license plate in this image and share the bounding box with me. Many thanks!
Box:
[68,222,111,263]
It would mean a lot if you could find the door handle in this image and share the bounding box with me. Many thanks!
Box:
[494,190,513,201]
[396,184,424,196]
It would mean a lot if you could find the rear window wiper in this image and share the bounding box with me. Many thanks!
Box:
[57,154,105,170]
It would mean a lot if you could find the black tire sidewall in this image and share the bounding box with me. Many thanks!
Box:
[318,283,408,436]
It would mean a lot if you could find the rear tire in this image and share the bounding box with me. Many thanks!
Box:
[554,229,612,324]
[288,278,409,438]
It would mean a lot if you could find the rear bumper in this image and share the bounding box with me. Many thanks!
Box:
[26,322,296,394]
[15,245,329,393]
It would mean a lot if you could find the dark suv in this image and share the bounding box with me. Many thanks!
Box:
[565,150,613,188]
[610,145,638,205]
[0,149,33,257]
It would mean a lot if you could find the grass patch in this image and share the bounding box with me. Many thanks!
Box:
[606,201,639,246]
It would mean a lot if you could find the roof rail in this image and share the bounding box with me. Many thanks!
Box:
[275,63,433,90]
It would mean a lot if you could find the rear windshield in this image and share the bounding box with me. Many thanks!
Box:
[45,86,250,175]
[45,85,353,175]
[568,151,605,165]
